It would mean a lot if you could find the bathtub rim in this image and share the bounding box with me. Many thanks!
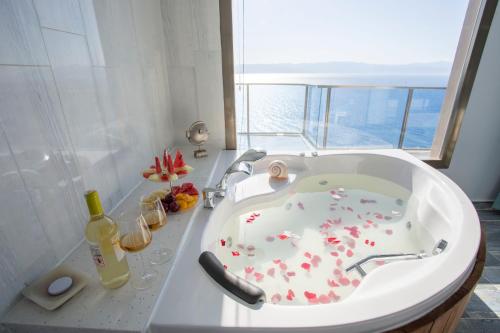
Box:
[197,149,480,331]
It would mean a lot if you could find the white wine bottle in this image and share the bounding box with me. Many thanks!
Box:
[84,190,130,288]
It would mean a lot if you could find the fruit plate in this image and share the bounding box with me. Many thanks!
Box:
[142,182,199,215]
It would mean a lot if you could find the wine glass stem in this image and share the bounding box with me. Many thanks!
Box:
[138,252,147,277]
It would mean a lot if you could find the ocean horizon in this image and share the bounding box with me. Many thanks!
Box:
[235,73,447,149]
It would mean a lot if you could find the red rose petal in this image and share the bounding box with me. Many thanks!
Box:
[352,279,361,287]
[327,279,339,287]
[245,266,254,274]
[329,290,340,301]
[273,259,281,264]
[304,252,312,258]
[254,272,264,282]
[271,293,281,304]
[279,262,288,270]
[339,277,350,286]
[330,251,339,257]
[301,262,311,271]
[346,249,354,257]
[286,289,295,301]
[336,258,343,266]
[287,271,296,277]
[231,251,240,256]
[319,294,331,304]
[304,291,317,300]
[267,267,275,277]
[220,239,226,246]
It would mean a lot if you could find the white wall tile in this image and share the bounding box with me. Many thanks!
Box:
[0,66,84,257]
[168,66,199,142]
[33,0,85,34]
[0,128,57,313]
[42,28,122,211]
[79,0,106,66]
[162,0,225,148]
[162,0,197,67]
[131,0,164,67]
[191,0,221,52]
[194,50,225,147]
[0,0,174,316]
[0,0,49,65]
[91,0,140,66]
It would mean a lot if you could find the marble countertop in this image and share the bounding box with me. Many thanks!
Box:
[1,146,233,333]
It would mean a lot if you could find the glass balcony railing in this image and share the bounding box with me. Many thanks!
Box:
[235,83,446,150]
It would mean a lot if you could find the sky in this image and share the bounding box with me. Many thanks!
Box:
[232,0,470,65]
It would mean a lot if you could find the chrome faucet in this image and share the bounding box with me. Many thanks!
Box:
[203,149,267,208]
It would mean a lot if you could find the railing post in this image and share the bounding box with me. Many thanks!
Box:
[303,85,309,136]
[323,87,332,148]
[246,84,250,133]
[398,88,414,149]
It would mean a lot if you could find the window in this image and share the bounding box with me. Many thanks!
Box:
[219,0,498,167]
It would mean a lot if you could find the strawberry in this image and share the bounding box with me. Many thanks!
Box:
[172,186,181,196]
[185,188,198,196]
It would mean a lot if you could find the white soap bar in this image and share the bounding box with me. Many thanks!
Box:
[47,276,73,296]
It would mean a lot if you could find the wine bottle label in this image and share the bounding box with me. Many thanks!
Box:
[111,234,126,262]
[89,245,105,267]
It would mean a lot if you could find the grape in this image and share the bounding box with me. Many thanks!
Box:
[160,199,169,212]
[164,193,175,204]
[169,201,180,213]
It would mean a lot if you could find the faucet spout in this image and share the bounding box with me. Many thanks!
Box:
[216,161,253,192]
[203,149,267,208]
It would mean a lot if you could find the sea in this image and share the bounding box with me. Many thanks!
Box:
[235,73,449,149]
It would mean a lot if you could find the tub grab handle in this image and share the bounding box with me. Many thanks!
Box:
[346,252,427,276]
[199,251,266,305]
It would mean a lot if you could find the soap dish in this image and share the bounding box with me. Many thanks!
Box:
[22,264,88,311]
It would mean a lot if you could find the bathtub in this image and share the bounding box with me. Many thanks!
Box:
[149,150,480,333]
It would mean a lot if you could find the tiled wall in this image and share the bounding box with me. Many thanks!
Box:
[161,0,226,148]
[0,0,173,315]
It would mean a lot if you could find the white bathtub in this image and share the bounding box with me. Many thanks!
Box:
[149,150,480,333]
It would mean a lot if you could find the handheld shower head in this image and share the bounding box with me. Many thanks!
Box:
[234,149,267,163]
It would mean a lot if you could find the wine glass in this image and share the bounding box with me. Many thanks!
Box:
[119,214,157,290]
[140,197,173,265]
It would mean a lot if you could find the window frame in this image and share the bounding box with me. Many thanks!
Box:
[219,0,498,168]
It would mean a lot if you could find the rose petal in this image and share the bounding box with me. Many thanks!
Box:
[339,277,350,286]
[254,272,264,282]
